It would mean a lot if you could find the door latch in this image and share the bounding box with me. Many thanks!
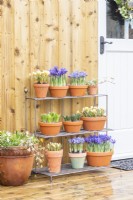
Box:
[100,36,113,54]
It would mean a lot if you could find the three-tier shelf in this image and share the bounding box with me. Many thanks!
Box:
[25,90,112,182]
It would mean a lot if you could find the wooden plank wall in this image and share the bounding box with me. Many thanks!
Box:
[0,0,98,133]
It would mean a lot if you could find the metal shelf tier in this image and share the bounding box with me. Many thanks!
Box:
[35,128,113,139]
[32,163,107,182]
[25,94,108,101]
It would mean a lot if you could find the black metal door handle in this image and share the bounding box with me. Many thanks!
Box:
[102,41,113,45]
[100,36,113,54]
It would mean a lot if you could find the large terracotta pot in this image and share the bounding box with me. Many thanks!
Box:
[69,152,86,169]
[63,121,83,133]
[39,122,62,136]
[69,85,88,96]
[86,151,113,167]
[34,83,49,98]
[49,86,69,97]
[88,85,98,95]
[45,150,63,173]
[81,116,107,131]
[0,154,34,186]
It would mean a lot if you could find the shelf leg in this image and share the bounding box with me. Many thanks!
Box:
[24,88,28,131]
[50,176,53,183]
[93,96,97,106]
[34,100,37,135]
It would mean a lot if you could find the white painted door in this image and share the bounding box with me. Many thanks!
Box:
[98,0,133,160]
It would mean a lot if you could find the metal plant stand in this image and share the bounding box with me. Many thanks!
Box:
[24,90,111,182]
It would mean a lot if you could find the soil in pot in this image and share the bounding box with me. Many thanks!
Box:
[86,151,113,167]
[49,86,69,97]
[39,122,62,136]
[45,150,63,173]
[69,85,88,96]
[69,152,86,169]
[0,154,34,186]
[34,84,49,98]
[63,121,83,133]
[81,116,107,131]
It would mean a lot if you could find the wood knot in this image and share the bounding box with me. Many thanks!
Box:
[10,108,15,114]
[14,48,20,56]
[7,0,11,8]
[0,0,3,5]
[36,17,39,22]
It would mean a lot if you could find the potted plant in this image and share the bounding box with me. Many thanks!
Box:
[85,134,116,167]
[68,137,86,169]
[86,79,98,95]
[81,106,107,131]
[49,66,69,97]
[63,113,83,133]
[68,71,88,96]
[0,131,39,186]
[31,69,50,98]
[45,142,63,173]
[39,112,62,136]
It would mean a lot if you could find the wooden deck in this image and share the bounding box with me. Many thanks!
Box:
[0,168,133,200]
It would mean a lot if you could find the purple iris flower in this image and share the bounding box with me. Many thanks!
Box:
[85,134,115,144]
[68,137,85,144]
[68,71,87,78]
[50,66,68,76]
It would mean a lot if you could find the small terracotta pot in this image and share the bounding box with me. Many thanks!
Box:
[45,150,63,173]
[39,122,62,136]
[34,84,49,98]
[49,86,69,97]
[63,121,83,133]
[0,154,34,186]
[86,151,113,167]
[69,85,88,96]
[88,85,98,95]
[81,116,107,131]
[69,152,86,169]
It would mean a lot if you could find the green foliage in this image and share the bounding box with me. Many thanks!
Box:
[0,131,39,150]
[63,113,81,122]
[86,79,97,86]
[31,70,50,84]
[45,142,62,151]
[114,0,133,19]
[41,112,61,123]
[81,106,105,117]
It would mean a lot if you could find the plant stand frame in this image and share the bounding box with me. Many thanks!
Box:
[24,91,111,182]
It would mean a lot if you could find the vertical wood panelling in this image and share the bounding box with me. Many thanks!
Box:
[1,0,15,131]
[29,0,44,132]
[14,0,30,130]
[0,0,98,135]
[0,3,2,128]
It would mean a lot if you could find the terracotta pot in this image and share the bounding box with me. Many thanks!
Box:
[88,85,98,95]
[69,85,88,96]
[63,121,83,133]
[69,152,86,169]
[39,122,62,136]
[49,86,69,97]
[34,84,49,98]
[0,154,34,186]
[81,116,107,131]
[86,151,113,167]
[0,146,31,156]
[45,150,63,173]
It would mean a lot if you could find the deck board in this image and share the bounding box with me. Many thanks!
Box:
[0,168,133,200]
